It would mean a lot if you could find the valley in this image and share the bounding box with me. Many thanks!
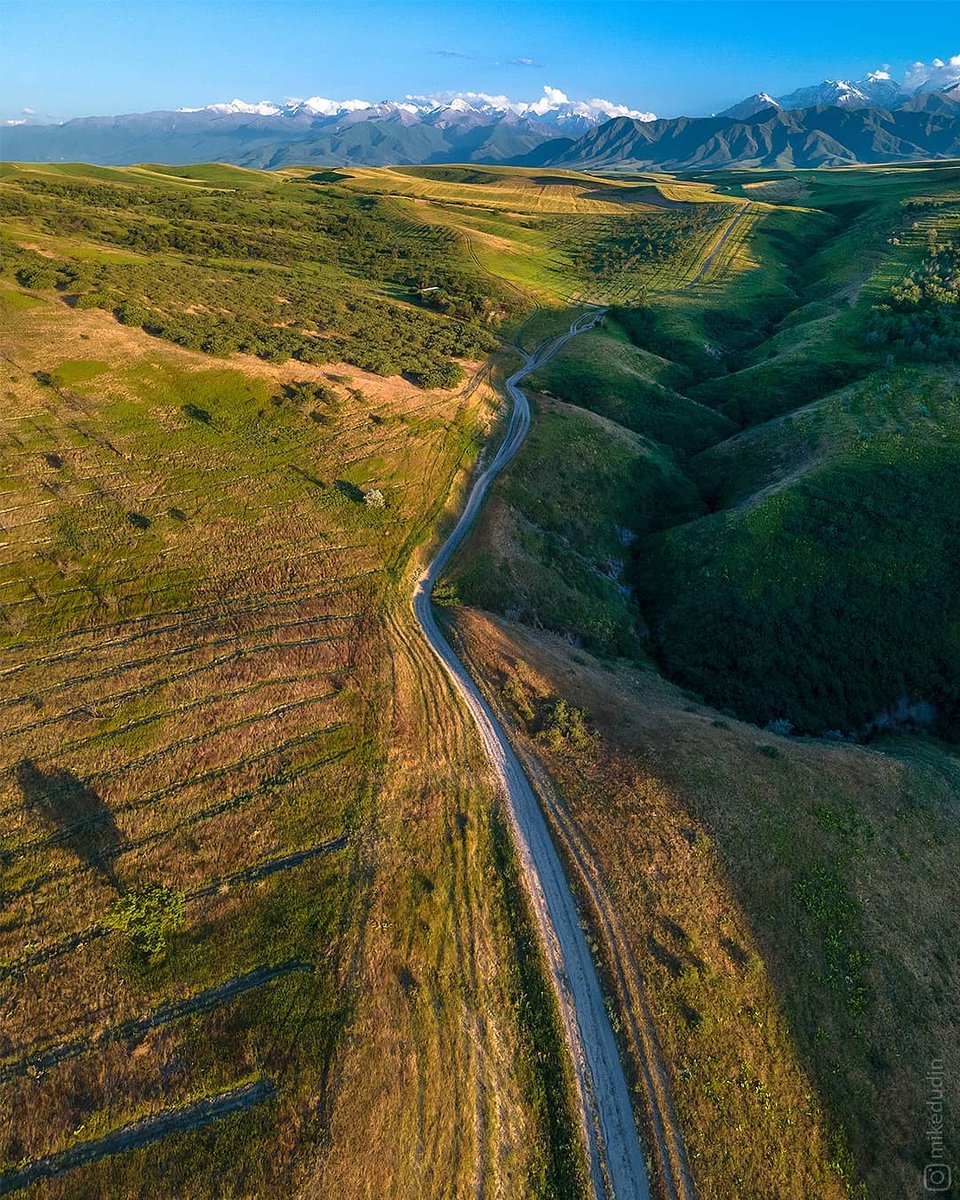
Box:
[0,156,958,1199]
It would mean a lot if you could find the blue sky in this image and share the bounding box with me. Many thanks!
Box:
[1,0,957,122]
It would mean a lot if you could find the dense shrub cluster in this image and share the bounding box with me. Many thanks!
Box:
[869,240,960,361]
[104,885,185,958]
[640,434,960,736]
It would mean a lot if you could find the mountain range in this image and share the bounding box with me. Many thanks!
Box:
[0,87,654,169]
[719,69,913,119]
[526,91,960,172]
[2,65,960,171]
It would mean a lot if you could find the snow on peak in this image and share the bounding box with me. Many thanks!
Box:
[294,96,371,115]
[403,85,655,123]
[905,53,960,93]
[204,98,282,116]
[717,92,782,119]
[180,85,655,127]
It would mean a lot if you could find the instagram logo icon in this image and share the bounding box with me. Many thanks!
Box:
[924,1163,952,1192]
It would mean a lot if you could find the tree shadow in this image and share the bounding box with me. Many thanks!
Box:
[334,479,364,502]
[15,759,123,892]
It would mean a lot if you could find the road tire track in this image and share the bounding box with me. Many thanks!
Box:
[0,1077,276,1195]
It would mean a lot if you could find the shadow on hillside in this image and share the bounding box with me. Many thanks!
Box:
[15,759,123,892]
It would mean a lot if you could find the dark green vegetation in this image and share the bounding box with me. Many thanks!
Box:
[646,374,960,733]
[637,169,960,737]
[869,236,960,358]
[452,390,701,657]
[555,203,736,286]
[104,886,186,958]
[463,163,960,737]
[525,320,736,454]
[447,160,960,1200]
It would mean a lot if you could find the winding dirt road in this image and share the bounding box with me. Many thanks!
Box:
[412,312,651,1199]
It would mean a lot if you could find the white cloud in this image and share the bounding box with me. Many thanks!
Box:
[538,85,569,108]
[904,53,960,91]
[571,95,656,121]
[22,106,36,115]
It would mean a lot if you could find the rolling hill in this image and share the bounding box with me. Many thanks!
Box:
[1,157,958,1200]
[440,160,960,1199]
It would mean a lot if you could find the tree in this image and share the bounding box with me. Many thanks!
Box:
[408,360,466,390]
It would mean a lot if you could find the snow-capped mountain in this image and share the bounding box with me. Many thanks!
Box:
[185,96,374,118]
[718,92,780,120]
[723,56,960,118]
[179,86,656,135]
[0,86,655,168]
[774,72,903,111]
[4,60,959,171]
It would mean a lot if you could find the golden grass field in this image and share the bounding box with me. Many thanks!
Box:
[313,165,759,307]
[0,285,582,1197]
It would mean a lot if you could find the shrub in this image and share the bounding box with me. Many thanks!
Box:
[431,578,461,607]
[16,266,58,290]
[104,885,185,957]
[534,698,595,753]
[869,241,960,361]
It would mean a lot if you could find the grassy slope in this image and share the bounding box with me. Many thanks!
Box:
[446,162,960,1198]
[448,396,701,657]
[0,164,591,1198]
[524,318,737,455]
[637,166,960,735]
[452,607,959,1200]
[327,165,761,308]
[7,157,959,1199]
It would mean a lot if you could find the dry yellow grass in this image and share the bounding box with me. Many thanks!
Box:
[328,166,700,217]
[449,607,960,1200]
[0,288,574,1196]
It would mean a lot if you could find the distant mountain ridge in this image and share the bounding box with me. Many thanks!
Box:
[2,66,960,170]
[525,93,960,172]
[0,86,656,169]
[719,62,960,119]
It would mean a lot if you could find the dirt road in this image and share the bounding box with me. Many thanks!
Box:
[412,311,651,1199]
